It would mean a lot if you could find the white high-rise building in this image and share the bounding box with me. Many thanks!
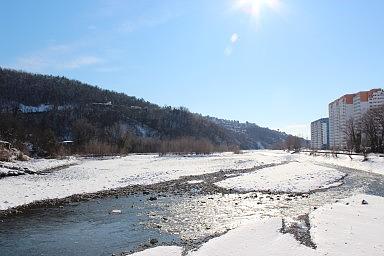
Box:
[329,89,384,149]
[311,118,329,149]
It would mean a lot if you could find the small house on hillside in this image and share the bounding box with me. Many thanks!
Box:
[0,141,11,150]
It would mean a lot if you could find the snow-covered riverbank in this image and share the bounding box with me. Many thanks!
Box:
[0,151,285,210]
[0,157,78,177]
[1,150,384,211]
[130,194,384,256]
[298,152,384,176]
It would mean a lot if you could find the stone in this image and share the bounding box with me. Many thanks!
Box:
[150,238,158,245]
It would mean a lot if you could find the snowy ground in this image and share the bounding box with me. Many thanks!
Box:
[2,150,383,211]
[298,152,384,176]
[128,246,182,256]
[0,151,285,210]
[130,194,384,256]
[310,194,384,255]
[216,162,345,193]
[0,158,78,177]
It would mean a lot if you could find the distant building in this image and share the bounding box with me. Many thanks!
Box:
[311,118,329,150]
[329,89,384,149]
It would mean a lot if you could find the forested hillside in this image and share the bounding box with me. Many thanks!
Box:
[207,117,288,150]
[0,68,288,156]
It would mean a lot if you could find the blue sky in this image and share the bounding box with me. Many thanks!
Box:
[1,0,384,138]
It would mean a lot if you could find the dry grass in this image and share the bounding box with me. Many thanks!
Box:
[82,140,119,156]
[0,149,12,161]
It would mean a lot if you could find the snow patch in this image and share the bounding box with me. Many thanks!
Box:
[189,217,316,256]
[129,246,182,256]
[187,180,204,184]
[19,104,53,113]
[215,162,346,193]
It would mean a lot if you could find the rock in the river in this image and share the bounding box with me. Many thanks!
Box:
[150,238,158,245]
[149,196,157,201]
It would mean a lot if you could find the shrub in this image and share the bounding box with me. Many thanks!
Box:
[0,149,12,161]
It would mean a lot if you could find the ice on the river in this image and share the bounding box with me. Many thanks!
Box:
[129,194,384,256]
[215,162,346,193]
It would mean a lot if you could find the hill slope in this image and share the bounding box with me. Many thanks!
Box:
[207,117,288,150]
[0,68,287,155]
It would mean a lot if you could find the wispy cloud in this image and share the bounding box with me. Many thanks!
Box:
[116,10,180,33]
[96,0,182,34]
[8,0,183,73]
[15,43,103,72]
[61,56,103,69]
[225,33,240,56]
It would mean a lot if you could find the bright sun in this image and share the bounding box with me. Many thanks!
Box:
[233,0,281,19]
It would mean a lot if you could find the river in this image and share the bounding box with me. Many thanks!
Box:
[1,163,383,256]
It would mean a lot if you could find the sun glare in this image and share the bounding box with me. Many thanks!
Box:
[233,0,281,19]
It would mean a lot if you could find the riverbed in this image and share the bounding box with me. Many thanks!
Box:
[1,161,383,256]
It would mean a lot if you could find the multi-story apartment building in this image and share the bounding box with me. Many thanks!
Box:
[329,94,354,149]
[329,89,384,149]
[310,118,329,149]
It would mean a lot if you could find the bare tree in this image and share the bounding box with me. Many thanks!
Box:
[344,118,362,153]
[374,105,384,152]
[285,135,302,152]
[361,110,379,153]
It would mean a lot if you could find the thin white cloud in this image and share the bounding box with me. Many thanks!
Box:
[61,56,102,69]
[97,0,183,34]
[8,1,183,73]
[15,43,103,72]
